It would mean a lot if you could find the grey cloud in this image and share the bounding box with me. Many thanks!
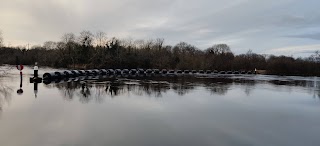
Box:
[287,33,320,40]
[1,0,320,56]
[131,0,320,49]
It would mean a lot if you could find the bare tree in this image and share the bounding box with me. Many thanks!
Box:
[62,33,76,44]
[206,44,231,55]
[78,30,94,47]
[144,39,154,50]
[309,51,320,63]
[106,37,120,49]
[133,39,145,49]
[120,38,134,48]
[155,38,164,50]
[43,41,58,50]
[95,31,107,47]
[60,33,77,68]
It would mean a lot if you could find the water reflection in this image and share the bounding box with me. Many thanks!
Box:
[0,82,13,112]
[2,72,320,146]
[206,82,232,95]
[48,80,172,103]
[43,76,320,103]
[234,79,256,96]
[55,82,78,101]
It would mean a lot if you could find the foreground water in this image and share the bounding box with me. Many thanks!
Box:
[1,66,320,146]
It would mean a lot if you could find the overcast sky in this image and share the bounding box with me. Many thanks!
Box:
[1,0,320,56]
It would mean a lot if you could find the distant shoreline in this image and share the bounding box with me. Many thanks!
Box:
[1,36,320,77]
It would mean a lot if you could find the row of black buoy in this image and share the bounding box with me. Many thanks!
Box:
[43,69,255,80]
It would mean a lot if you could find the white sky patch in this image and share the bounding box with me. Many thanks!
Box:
[135,17,169,29]
[195,38,244,50]
[265,44,320,56]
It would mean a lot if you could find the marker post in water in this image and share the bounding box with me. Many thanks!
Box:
[30,62,42,83]
[34,62,38,79]
[29,62,42,98]
[33,62,39,98]
[16,57,24,94]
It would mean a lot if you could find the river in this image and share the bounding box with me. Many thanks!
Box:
[0,66,320,146]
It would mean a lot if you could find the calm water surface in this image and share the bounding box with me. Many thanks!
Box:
[1,66,320,146]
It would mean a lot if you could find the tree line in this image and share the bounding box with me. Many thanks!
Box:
[0,30,320,76]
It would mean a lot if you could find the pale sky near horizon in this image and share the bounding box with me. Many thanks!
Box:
[1,0,320,57]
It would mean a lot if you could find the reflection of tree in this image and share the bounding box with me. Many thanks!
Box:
[46,76,320,103]
[311,81,320,99]
[171,83,194,96]
[130,84,144,96]
[80,87,90,97]
[205,83,231,95]
[0,82,13,111]
[138,82,170,97]
[0,66,13,77]
[268,79,320,99]
[47,79,173,102]
[78,86,92,103]
[201,78,233,95]
[107,85,121,97]
[235,79,256,96]
[56,82,79,101]
[244,85,253,96]
[301,80,320,99]
[45,77,232,102]
[106,81,125,97]
[93,84,106,103]
[76,83,110,103]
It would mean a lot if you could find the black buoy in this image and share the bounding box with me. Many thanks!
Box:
[71,70,80,77]
[85,70,94,76]
[233,71,240,74]
[176,70,183,74]
[99,69,107,75]
[129,69,137,75]
[43,72,56,80]
[153,69,160,74]
[226,71,233,74]
[115,69,122,75]
[138,69,145,74]
[107,69,115,75]
[219,71,226,74]
[63,70,74,78]
[54,71,65,79]
[78,70,86,76]
[161,69,168,74]
[122,69,129,74]
[93,69,100,75]
[145,69,153,74]
[168,70,175,74]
